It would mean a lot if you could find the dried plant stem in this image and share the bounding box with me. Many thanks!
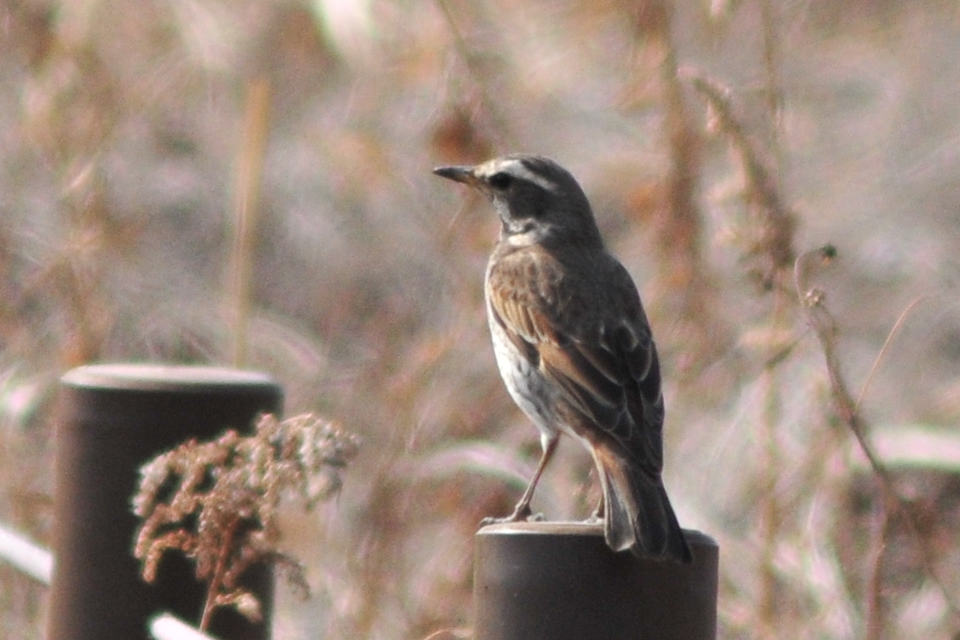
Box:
[657,0,702,272]
[682,68,796,282]
[758,0,785,164]
[794,249,892,486]
[682,57,797,635]
[654,54,958,639]
[658,3,716,341]
[199,517,240,631]
[626,0,723,375]
[795,246,960,630]
[133,414,358,629]
[757,280,789,638]
[755,15,788,629]
[855,295,931,414]
[230,77,271,368]
[864,498,890,640]
[432,0,516,150]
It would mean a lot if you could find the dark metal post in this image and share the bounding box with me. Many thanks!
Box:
[49,364,283,640]
[473,522,718,640]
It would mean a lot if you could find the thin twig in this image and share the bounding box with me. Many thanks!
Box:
[794,246,894,485]
[855,295,931,414]
[432,0,516,150]
[794,245,960,628]
[650,0,724,374]
[758,0,785,166]
[230,77,271,368]
[755,12,788,630]
[682,68,796,282]
[757,282,788,639]
[199,518,239,631]
[864,498,890,640]
[683,60,799,636]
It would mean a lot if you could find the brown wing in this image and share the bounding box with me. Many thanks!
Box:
[486,246,664,479]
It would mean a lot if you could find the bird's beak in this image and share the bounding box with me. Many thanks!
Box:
[433,165,479,186]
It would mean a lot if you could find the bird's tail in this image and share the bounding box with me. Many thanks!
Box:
[595,447,692,563]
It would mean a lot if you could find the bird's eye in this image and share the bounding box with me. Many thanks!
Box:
[488,172,513,190]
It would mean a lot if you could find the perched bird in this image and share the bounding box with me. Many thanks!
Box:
[434,154,692,562]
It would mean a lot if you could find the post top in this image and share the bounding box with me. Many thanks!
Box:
[478,521,717,548]
[478,520,605,537]
[61,363,279,392]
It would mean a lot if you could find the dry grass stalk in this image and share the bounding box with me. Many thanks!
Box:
[683,62,800,637]
[683,68,797,290]
[432,0,517,152]
[229,77,272,369]
[795,246,960,634]
[636,0,727,378]
[132,413,359,631]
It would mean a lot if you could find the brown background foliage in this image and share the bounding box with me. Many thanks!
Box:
[1,1,960,638]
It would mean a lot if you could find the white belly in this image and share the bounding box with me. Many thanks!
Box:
[486,304,562,441]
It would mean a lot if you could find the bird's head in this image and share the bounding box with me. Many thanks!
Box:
[434,154,604,249]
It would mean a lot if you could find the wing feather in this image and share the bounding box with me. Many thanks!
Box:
[486,247,664,477]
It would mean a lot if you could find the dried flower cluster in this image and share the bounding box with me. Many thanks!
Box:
[132,413,360,630]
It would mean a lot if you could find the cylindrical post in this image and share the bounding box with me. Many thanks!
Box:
[473,521,718,640]
[49,364,283,640]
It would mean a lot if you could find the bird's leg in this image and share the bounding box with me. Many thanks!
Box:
[482,434,558,525]
[585,449,605,523]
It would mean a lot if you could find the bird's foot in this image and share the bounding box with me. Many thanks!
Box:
[481,503,543,526]
[585,498,604,523]
[584,511,603,524]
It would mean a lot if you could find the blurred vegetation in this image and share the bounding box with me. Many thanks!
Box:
[1,0,960,639]
[132,413,359,631]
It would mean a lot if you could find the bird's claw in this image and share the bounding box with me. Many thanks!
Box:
[481,504,543,526]
[586,499,604,523]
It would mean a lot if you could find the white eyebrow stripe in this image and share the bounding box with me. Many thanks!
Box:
[481,159,557,192]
